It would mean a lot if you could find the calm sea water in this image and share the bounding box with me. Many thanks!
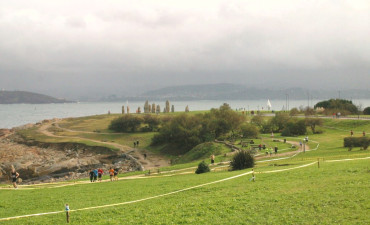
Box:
[1,99,369,129]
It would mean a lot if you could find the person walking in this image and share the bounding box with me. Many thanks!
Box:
[363,131,366,137]
[249,169,255,182]
[65,204,70,223]
[211,154,215,164]
[114,168,119,181]
[89,169,94,183]
[93,169,98,182]
[98,168,103,182]
[11,167,20,189]
[350,130,353,137]
[109,168,114,181]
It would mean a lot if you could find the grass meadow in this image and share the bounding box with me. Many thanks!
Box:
[1,115,369,224]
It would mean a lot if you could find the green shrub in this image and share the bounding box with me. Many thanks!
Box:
[151,104,245,152]
[305,118,323,133]
[270,112,290,132]
[251,115,265,127]
[195,161,210,174]
[142,114,161,131]
[315,99,359,114]
[109,115,144,132]
[289,107,300,116]
[364,107,370,115]
[230,150,254,171]
[239,123,259,138]
[344,137,369,150]
[260,120,275,134]
[281,127,292,136]
[281,119,307,136]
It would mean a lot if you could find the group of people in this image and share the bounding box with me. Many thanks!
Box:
[264,147,278,156]
[133,140,140,148]
[350,130,366,137]
[89,168,119,182]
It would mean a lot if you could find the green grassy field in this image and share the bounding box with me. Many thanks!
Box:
[2,115,369,224]
[0,158,368,224]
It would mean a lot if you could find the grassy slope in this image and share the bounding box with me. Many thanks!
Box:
[3,116,369,224]
[0,160,368,224]
[175,142,230,164]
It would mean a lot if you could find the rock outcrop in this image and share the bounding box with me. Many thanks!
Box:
[0,131,142,184]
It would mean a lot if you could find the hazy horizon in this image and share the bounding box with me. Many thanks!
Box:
[0,0,369,99]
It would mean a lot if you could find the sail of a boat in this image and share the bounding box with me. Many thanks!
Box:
[267,99,272,110]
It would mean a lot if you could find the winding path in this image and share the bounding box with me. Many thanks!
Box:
[37,120,170,170]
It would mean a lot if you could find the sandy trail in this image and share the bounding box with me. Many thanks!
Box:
[255,140,310,160]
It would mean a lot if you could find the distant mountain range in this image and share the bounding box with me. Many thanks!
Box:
[0,91,74,104]
[3,84,368,103]
[101,83,370,101]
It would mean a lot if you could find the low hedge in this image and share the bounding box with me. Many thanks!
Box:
[343,137,369,150]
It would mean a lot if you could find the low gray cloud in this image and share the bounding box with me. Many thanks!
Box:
[0,0,369,99]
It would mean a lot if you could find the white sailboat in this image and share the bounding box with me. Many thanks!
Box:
[267,99,272,111]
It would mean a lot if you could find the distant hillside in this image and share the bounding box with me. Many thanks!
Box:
[0,91,74,104]
[131,84,370,101]
[97,83,370,101]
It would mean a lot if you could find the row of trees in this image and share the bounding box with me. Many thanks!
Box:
[289,99,369,116]
[151,104,251,151]
[251,112,323,136]
[110,104,326,153]
[314,99,358,114]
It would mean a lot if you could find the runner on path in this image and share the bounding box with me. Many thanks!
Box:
[11,167,19,189]
[211,154,215,164]
[109,168,114,181]
[98,168,103,182]
[93,169,98,182]
[249,169,255,182]
[89,169,94,183]
[114,169,119,181]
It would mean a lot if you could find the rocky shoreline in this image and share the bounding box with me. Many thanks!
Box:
[0,128,142,184]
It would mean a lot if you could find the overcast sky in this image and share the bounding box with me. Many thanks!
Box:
[0,0,369,99]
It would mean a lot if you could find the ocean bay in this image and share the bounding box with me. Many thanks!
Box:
[1,99,369,129]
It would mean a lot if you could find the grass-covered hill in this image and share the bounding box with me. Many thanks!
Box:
[0,90,73,104]
[0,115,369,224]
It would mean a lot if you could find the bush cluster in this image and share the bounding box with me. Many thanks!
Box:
[314,99,359,114]
[109,115,143,132]
[109,114,162,133]
[344,137,369,150]
[281,119,307,136]
[152,104,246,151]
[230,150,254,170]
[364,107,370,115]
[195,161,210,174]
